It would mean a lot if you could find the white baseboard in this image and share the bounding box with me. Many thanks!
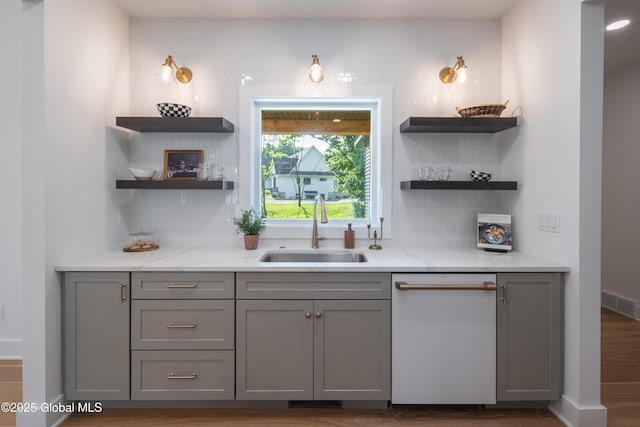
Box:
[549,395,607,427]
[601,290,639,320]
[48,394,71,427]
[0,338,22,359]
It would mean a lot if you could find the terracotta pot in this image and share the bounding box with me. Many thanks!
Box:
[243,234,260,250]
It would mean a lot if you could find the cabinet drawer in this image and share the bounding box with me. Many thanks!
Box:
[236,272,391,299]
[131,272,234,299]
[131,350,234,400]
[132,300,234,350]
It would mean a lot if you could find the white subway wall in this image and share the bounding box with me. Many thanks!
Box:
[602,59,640,311]
[126,18,509,249]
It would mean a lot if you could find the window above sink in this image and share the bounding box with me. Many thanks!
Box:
[238,86,393,240]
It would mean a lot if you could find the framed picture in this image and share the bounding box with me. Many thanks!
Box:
[477,213,513,252]
[163,150,203,180]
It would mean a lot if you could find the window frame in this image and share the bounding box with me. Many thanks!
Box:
[239,86,392,240]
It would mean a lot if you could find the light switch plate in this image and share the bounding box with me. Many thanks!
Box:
[538,212,560,233]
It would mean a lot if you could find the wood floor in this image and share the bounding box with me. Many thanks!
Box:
[601,308,640,427]
[0,360,21,427]
[0,308,638,426]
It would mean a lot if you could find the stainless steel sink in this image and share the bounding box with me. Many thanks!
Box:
[259,250,368,263]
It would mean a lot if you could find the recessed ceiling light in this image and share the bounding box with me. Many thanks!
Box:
[606,19,630,31]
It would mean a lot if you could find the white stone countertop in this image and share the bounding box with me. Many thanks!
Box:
[55,242,570,273]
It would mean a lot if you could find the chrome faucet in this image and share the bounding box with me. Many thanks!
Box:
[311,195,328,248]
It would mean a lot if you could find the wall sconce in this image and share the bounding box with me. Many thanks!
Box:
[161,55,192,84]
[439,56,475,85]
[308,54,324,83]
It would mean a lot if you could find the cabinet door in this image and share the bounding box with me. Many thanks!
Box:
[236,300,313,400]
[314,300,390,400]
[496,273,563,401]
[63,272,130,400]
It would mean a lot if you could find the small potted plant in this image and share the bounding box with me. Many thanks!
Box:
[233,208,265,250]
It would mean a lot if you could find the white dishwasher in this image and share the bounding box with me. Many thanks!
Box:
[392,273,496,404]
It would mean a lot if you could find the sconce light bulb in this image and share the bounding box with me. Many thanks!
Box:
[161,64,173,81]
[457,65,469,83]
[160,55,192,84]
[309,54,324,83]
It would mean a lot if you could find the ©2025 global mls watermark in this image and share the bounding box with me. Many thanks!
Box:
[1,401,102,414]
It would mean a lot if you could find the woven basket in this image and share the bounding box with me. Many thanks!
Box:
[456,100,509,118]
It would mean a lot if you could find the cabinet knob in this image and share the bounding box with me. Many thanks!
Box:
[305,312,311,318]
[315,312,322,318]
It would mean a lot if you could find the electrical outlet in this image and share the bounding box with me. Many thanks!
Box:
[538,212,560,233]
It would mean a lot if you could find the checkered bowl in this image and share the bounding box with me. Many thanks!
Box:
[470,170,492,182]
[156,103,192,118]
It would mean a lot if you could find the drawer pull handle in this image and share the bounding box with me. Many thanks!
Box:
[167,373,197,380]
[166,283,198,289]
[395,281,496,291]
[166,322,197,329]
[315,312,322,318]
[305,312,311,318]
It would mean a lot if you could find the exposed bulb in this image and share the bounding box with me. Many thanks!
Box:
[161,55,174,81]
[449,64,478,92]
[309,54,324,83]
[161,64,173,81]
[457,65,469,83]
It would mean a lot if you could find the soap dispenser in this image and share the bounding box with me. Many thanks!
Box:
[344,223,355,249]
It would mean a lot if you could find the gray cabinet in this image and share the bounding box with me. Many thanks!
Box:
[496,272,563,401]
[130,272,235,400]
[63,272,130,400]
[313,300,390,400]
[236,272,391,401]
[236,300,314,400]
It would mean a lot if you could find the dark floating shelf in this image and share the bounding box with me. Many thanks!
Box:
[115,117,235,133]
[401,180,518,190]
[116,180,234,190]
[400,117,517,133]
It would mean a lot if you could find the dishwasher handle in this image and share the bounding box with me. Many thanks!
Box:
[395,281,496,291]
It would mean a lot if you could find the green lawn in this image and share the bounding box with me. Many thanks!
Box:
[264,201,358,219]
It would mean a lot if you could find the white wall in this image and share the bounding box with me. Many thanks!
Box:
[0,0,24,359]
[502,0,606,426]
[19,0,129,425]
[602,59,640,313]
[127,18,508,249]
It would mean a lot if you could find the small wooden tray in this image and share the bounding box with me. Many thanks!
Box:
[123,244,159,253]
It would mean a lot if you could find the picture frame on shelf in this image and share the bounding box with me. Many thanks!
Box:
[163,149,203,180]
